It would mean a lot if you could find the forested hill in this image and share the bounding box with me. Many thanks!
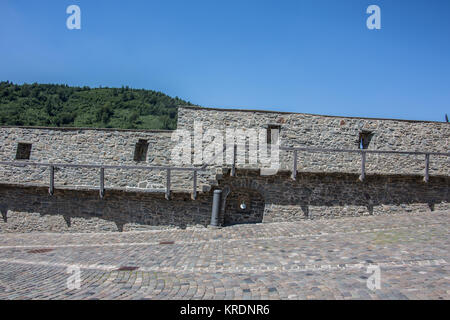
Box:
[0,81,194,130]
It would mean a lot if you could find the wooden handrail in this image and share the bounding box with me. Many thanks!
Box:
[282,147,449,182]
[280,147,449,157]
[0,161,204,171]
[0,161,204,199]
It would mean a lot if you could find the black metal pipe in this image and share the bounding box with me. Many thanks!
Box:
[192,170,197,200]
[210,189,222,227]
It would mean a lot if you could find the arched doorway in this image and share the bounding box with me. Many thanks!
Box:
[223,188,265,225]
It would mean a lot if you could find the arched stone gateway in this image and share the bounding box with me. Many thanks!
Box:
[222,187,265,225]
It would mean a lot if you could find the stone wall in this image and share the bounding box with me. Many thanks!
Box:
[1,169,447,233]
[0,186,212,233]
[218,170,450,223]
[223,188,265,225]
[0,106,448,233]
[177,106,450,176]
[1,107,448,193]
[0,126,208,191]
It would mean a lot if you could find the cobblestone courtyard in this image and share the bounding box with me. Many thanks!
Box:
[0,210,448,300]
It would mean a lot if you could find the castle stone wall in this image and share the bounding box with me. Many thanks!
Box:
[0,170,447,233]
[0,107,448,233]
[0,127,204,191]
[0,186,212,233]
[177,106,450,176]
[218,170,449,223]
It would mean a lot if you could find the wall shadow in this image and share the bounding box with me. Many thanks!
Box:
[0,185,212,232]
[0,169,448,232]
[218,170,449,220]
[223,187,265,225]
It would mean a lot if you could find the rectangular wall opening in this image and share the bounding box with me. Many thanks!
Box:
[267,124,281,145]
[359,131,373,149]
[133,139,149,162]
[16,143,32,160]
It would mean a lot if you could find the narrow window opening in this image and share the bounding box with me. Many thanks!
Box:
[16,143,32,160]
[267,124,281,145]
[133,139,149,162]
[359,131,373,150]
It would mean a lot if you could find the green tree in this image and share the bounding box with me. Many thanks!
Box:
[0,82,194,130]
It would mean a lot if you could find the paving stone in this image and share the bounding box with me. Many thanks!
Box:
[0,210,448,299]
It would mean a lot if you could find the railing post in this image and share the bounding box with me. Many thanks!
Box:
[49,165,54,195]
[165,169,171,200]
[424,154,430,183]
[291,150,298,180]
[231,144,237,177]
[192,170,197,200]
[99,167,105,199]
[359,151,366,182]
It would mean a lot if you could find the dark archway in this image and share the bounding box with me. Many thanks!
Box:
[224,188,265,225]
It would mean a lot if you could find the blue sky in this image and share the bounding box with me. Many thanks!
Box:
[1,0,449,121]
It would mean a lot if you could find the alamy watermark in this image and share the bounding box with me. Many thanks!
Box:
[64,5,380,31]
[66,5,81,30]
[171,122,280,175]
[66,265,81,290]
[366,5,381,30]
[366,265,381,291]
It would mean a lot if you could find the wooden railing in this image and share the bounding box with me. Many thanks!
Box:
[1,146,448,199]
[280,147,450,182]
[0,161,204,200]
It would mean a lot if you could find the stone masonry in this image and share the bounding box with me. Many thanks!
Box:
[0,185,212,233]
[177,106,450,176]
[0,106,448,233]
[218,170,449,223]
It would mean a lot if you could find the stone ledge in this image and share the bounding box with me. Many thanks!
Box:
[0,125,174,133]
[179,105,447,124]
[0,182,205,196]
